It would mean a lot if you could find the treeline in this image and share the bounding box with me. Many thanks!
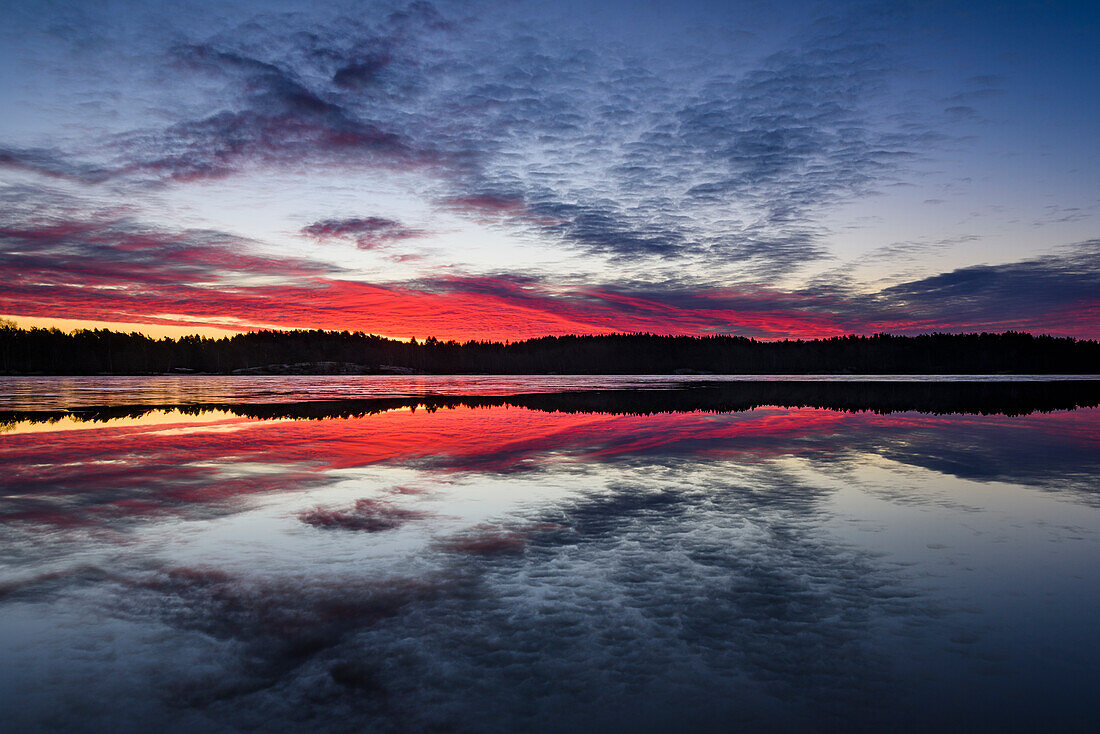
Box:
[1,325,1098,375]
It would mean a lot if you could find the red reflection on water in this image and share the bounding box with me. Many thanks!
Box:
[2,406,1097,529]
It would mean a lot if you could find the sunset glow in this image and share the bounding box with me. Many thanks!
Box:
[1,0,1097,340]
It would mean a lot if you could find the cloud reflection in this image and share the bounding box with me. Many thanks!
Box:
[2,392,1099,532]
[1,393,1098,731]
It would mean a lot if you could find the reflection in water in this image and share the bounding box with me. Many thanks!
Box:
[2,373,1098,411]
[1,385,1099,732]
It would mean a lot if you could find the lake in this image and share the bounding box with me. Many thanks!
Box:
[1,376,1099,732]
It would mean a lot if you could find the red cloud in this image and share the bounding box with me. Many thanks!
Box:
[3,272,1099,341]
[3,217,1098,340]
[301,217,424,249]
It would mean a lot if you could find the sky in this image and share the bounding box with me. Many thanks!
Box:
[0,0,1097,341]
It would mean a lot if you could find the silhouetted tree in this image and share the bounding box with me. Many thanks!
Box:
[0,324,1097,375]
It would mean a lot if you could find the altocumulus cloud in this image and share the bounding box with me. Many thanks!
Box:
[0,0,1095,338]
[1,0,944,275]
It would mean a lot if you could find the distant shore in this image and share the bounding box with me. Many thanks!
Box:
[2,325,1097,375]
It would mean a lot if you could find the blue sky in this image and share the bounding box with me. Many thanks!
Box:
[0,0,1097,339]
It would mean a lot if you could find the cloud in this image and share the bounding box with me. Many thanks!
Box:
[331,53,393,89]
[0,1,952,276]
[2,196,1097,339]
[111,42,420,183]
[0,147,112,184]
[412,9,931,272]
[0,3,1094,338]
[870,241,1100,333]
[299,498,429,531]
[0,178,1095,339]
[0,212,335,290]
[301,216,423,249]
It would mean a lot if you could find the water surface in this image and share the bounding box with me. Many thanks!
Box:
[3,373,1097,410]
[1,378,1098,732]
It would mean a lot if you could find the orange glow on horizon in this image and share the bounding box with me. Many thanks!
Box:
[1,314,244,340]
[4,277,1098,342]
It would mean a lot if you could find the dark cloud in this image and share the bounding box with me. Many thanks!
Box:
[301,216,423,249]
[332,53,392,89]
[0,1,954,275]
[873,241,1100,330]
[0,147,112,184]
[418,20,911,271]
[299,498,429,531]
[112,43,418,182]
[0,213,336,289]
[441,192,527,218]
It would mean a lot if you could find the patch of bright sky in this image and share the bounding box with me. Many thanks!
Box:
[145,167,593,281]
[0,314,243,339]
[801,0,1100,288]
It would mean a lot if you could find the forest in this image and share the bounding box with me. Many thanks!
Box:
[1,324,1098,375]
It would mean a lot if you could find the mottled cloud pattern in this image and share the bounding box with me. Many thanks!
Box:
[0,0,1096,338]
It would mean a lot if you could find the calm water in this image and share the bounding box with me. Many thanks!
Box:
[1,377,1099,732]
[2,373,1097,410]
